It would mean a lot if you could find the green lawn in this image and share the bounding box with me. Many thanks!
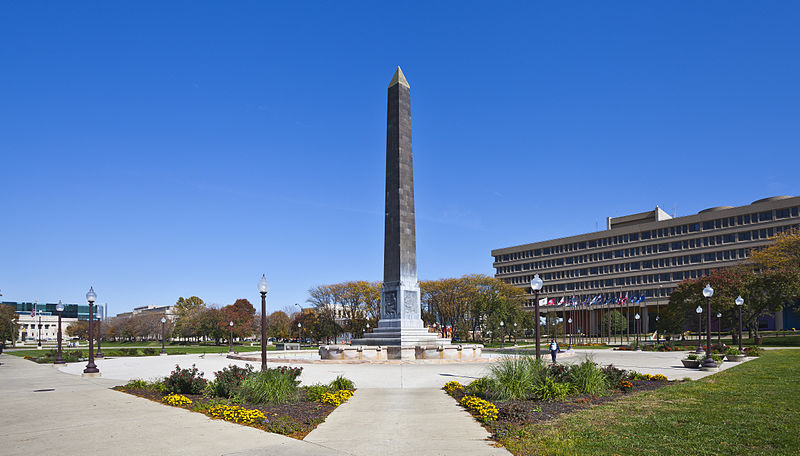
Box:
[496,349,800,455]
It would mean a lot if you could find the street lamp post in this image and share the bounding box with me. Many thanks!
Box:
[37,302,41,348]
[655,315,660,343]
[229,321,234,353]
[366,322,370,338]
[83,287,99,375]
[258,274,269,371]
[500,321,505,349]
[54,300,65,364]
[513,322,518,346]
[701,284,716,369]
[161,317,167,354]
[695,305,704,354]
[735,296,744,352]
[531,274,544,360]
[567,317,573,349]
[716,312,722,346]
[297,322,302,345]
[635,313,641,348]
[95,316,103,358]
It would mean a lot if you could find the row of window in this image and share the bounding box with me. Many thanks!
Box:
[506,268,713,293]
[506,249,749,282]
[495,207,799,263]
[495,224,799,275]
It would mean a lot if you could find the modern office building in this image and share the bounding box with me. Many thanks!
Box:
[3,301,100,321]
[491,195,800,333]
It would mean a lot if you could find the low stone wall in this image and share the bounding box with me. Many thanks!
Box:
[319,344,483,361]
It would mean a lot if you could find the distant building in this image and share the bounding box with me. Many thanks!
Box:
[491,195,800,332]
[2,301,100,321]
[114,305,176,321]
[15,313,77,343]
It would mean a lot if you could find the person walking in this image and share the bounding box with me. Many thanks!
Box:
[549,339,559,363]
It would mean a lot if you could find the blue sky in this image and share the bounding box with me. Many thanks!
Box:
[1,2,798,315]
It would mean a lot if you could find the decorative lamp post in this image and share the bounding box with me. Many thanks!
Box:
[37,302,41,348]
[229,321,234,353]
[366,322,370,337]
[634,313,641,348]
[567,317,573,349]
[695,305,704,354]
[716,312,722,346]
[701,284,716,369]
[735,296,744,352]
[83,287,99,374]
[297,322,302,345]
[161,317,167,354]
[258,274,269,371]
[531,274,544,360]
[655,315,660,343]
[500,321,505,348]
[54,300,65,364]
[513,322,518,346]
[95,314,104,358]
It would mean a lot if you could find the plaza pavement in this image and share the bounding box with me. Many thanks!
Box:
[1,349,754,456]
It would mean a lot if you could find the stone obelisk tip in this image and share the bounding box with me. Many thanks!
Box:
[388,66,410,88]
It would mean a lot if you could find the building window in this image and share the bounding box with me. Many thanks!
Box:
[759,211,772,221]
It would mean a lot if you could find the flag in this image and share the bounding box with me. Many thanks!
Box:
[31,302,36,317]
[557,297,565,305]
[640,296,646,303]
[547,298,555,306]
[539,298,548,306]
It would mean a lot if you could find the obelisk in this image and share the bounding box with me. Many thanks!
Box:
[380,66,421,328]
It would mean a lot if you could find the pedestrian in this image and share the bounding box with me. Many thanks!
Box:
[549,339,559,363]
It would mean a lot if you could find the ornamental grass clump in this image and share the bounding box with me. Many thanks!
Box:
[459,395,499,422]
[207,404,266,425]
[329,375,354,391]
[238,367,300,404]
[488,355,548,400]
[531,377,574,402]
[162,393,192,407]
[566,359,609,396]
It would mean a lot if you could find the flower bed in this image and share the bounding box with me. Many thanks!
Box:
[442,356,676,445]
[115,363,355,439]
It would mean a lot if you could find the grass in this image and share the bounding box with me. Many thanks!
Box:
[496,349,800,455]
[7,344,318,359]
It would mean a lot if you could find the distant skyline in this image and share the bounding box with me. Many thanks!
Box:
[1,2,798,315]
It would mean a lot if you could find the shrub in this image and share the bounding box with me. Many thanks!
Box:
[443,380,465,396]
[273,365,303,380]
[725,347,743,356]
[650,374,668,381]
[238,368,299,404]
[266,416,300,435]
[164,364,207,394]
[686,354,700,361]
[162,393,192,406]
[459,395,499,422]
[207,364,254,398]
[465,378,494,398]
[319,389,353,406]
[617,380,633,392]
[744,346,762,357]
[566,359,609,396]
[143,348,158,356]
[488,356,548,400]
[711,354,724,363]
[305,384,332,402]
[547,363,569,382]
[600,364,627,385]
[531,377,574,401]
[329,375,354,391]
[125,379,149,389]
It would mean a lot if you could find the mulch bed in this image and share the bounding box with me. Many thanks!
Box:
[114,387,336,439]
[449,379,676,440]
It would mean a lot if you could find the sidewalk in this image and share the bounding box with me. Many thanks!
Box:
[0,354,343,456]
[305,388,509,456]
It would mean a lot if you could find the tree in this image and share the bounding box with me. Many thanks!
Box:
[750,228,800,270]
[266,310,290,340]
[173,296,206,342]
[601,310,626,333]
[66,320,89,339]
[221,299,257,341]
[0,304,19,346]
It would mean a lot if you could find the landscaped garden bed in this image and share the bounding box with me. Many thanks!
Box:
[114,363,354,439]
[443,356,676,445]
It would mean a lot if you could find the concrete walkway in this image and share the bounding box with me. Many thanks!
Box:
[305,388,508,456]
[0,354,344,456]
